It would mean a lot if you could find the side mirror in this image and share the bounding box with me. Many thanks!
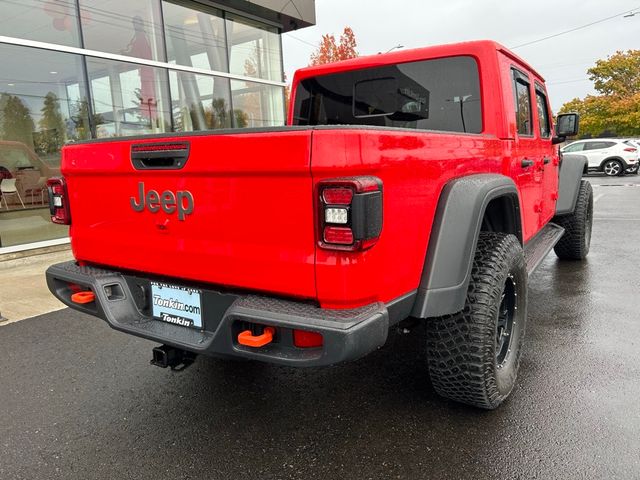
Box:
[553,113,579,145]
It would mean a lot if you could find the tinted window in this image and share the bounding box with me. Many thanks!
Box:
[535,86,551,138]
[512,70,532,136]
[563,142,585,152]
[584,141,615,150]
[293,56,482,133]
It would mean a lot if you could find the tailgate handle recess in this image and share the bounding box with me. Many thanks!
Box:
[131,143,190,170]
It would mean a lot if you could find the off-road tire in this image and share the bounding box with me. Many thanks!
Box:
[426,233,527,410]
[553,180,593,260]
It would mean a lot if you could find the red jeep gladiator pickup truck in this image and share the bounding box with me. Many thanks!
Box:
[46,40,591,409]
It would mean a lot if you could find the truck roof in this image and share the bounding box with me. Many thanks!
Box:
[293,39,544,83]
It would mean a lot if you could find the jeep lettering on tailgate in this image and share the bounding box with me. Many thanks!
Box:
[47,40,589,410]
[130,182,194,221]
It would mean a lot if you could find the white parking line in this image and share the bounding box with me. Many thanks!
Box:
[593,193,605,204]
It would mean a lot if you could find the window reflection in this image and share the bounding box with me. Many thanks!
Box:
[0,43,90,247]
[0,0,81,47]
[231,81,284,128]
[87,58,171,137]
[163,1,228,72]
[170,71,233,131]
[0,44,90,166]
[227,15,282,82]
[79,0,165,61]
[0,1,287,249]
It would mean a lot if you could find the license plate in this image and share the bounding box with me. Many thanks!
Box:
[151,282,203,329]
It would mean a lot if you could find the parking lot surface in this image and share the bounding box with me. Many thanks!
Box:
[1,174,639,480]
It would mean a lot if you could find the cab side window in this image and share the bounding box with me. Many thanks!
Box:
[534,84,551,138]
[512,69,532,136]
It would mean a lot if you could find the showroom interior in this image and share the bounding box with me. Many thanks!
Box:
[0,0,315,252]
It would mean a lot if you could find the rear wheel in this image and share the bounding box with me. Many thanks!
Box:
[426,233,527,410]
[553,180,593,260]
[602,159,623,176]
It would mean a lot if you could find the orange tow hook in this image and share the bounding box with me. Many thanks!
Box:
[71,291,95,304]
[238,326,275,348]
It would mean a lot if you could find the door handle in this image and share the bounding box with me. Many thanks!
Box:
[543,157,551,165]
[521,159,534,168]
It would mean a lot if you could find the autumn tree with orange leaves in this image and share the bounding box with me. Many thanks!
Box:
[559,50,640,137]
[310,27,358,66]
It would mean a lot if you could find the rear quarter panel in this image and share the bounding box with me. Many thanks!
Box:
[303,43,515,308]
[312,128,505,308]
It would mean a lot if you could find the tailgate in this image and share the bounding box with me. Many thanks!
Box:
[63,128,316,299]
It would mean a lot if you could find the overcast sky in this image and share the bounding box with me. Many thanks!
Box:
[282,0,640,112]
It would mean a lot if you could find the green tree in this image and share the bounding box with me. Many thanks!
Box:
[204,98,232,129]
[0,93,35,148]
[70,99,102,141]
[559,50,640,137]
[38,92,67,154]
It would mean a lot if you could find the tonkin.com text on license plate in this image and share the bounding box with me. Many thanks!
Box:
[150,282,203,329]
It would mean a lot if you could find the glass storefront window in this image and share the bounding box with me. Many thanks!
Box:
[79,0,165,61]
[86,58,171,137]
[169,71,232,131]
[0,1,288,252]
[163,1,228,72]
[0,43,90,248]
[231,81,284,128]
[226,15,282,82]
[0,0,81,47]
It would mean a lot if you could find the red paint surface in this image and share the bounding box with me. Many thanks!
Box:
[62,40,560,310]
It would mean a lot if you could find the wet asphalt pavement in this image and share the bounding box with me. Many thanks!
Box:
[1,174,639,480]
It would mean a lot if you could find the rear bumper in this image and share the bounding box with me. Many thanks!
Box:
[46,261,392,367]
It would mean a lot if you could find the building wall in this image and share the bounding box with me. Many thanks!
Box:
[0,0,306,251]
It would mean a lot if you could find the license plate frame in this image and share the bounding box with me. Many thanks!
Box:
[150,282,203,329]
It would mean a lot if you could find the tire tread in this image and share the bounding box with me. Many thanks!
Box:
[426,232,526,409]
[554,180,593,260]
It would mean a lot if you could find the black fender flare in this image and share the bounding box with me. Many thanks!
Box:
[411,174,521,319]
[556,153,589,215]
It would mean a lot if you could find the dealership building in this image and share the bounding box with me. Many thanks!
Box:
[0,0,315,253]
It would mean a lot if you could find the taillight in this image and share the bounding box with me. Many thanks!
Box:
[318,176,383,251]
[47,177,71,225]
[624,147,637,152]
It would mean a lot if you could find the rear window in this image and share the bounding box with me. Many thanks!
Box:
[293,56,482,134]
[0,145,37,171]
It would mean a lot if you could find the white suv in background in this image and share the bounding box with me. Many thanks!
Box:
[561,139,639,176]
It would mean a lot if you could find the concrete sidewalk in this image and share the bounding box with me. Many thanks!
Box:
[0,248,73,325]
